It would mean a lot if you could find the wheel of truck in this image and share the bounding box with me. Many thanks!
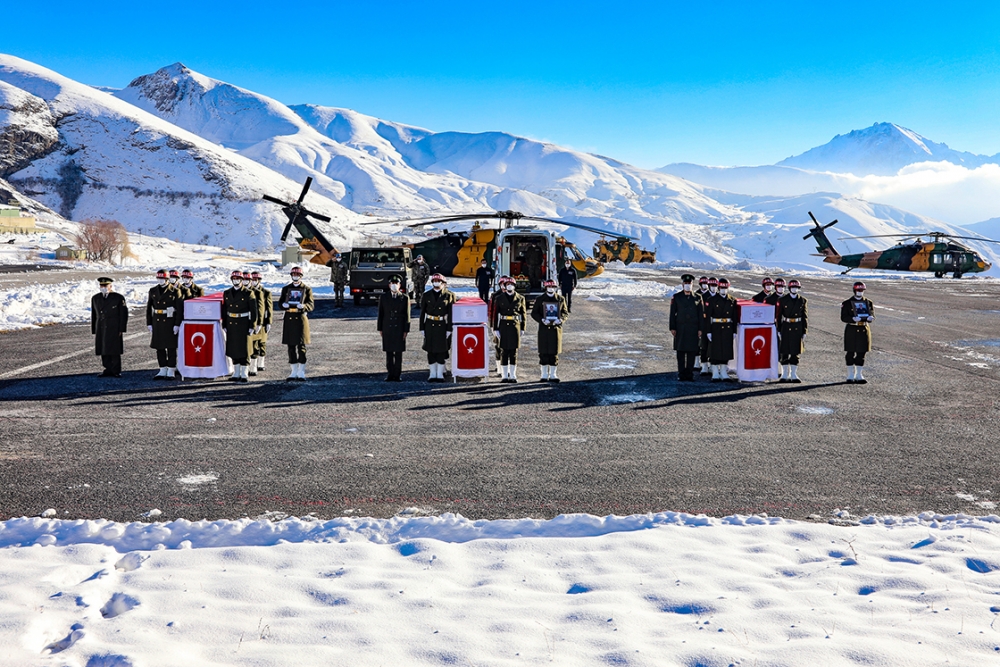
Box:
[353,295,362,306]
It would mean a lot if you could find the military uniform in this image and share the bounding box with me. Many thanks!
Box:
[697,286,712,372]
[146,283,183,377]
[181,282,204,299]
[475,265,495,303]
[488,287,503,373]
[842,294,875,383]
[531,291,569,381]
[420,287,455,381]
[775,293,808,376]
[525,244,544,289]
[222,285,259,372]
[377,289,411,381]
[249,283,273,374]
[705,291,738,380]
[558,264,578,313]
[279,281,314,373]
[669,284,703,381]
[491,288,527,382]
[751,289,779,305]
[327,258,349,307]
[410,260,430,303]
[92,283,128,377]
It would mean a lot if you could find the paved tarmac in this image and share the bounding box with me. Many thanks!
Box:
[2,271,1000,523]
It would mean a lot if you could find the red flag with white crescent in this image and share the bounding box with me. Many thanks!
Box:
[184,322,215,367]
[742,326,772,370]
[455,325,486,370]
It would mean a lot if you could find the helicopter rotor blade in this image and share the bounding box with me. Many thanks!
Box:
[937,235,1000,244]
[279,219,295,243]
[296,177,313,205]
[263,194,293,207]
[520,216,639,241]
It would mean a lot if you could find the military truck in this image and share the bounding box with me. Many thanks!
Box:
[347,246,414,305]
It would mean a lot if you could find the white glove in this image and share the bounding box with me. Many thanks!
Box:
[253,326,261,334]
[554,319,562,326]
[265,324,271,333]
[853,316,860,322]
[867,315,873,322]
[172,326,179,335]
[707,333,712,341]
[802,333,806,339]
[147,325,153,333]
[446,331,452,339]
[282,302,290,309]
[493,330,500,341]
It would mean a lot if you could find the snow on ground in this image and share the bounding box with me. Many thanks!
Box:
[4,511,1000,666]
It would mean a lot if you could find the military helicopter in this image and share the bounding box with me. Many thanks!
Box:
[263,177,340,265]
[803,211,995,278]
[361,210,634,294]
[593,236,657,264]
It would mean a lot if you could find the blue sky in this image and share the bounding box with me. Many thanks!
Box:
[8,1,1000,168]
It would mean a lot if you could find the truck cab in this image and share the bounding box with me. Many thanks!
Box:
[348,246,413,305]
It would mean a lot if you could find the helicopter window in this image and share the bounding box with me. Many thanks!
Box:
[931,253,942,265]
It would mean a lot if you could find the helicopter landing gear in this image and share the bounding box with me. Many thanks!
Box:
[953,271,963,279]
[934,271,944,278]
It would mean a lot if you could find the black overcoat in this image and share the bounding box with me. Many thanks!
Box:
[92,292,128,355]
[279,283,314,346]
[491,291,527,350]
[668,290,703,352]
[378,292,411,352]
[146,284,183,349]
[776,294,808,355]
[705,293,738,361]
[531,293,569,355]
[841,297,874,353]
[420,288,455,354]
[222,287,260,359]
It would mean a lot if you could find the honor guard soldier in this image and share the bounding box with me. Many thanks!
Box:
[752,277,778,304]
[420,273,455,382]
[279,266,314,381]
[327,253,349,307]
[146,269,183,380]
[670,274,704,381]
[92,277,128,378]
[248,270,272,376]
[698,277,719,375]
[842,281,875,384]
[695,276,710,372]
[773,277,786,299]
[475,259,495,303]
[558,259,578,313]
[180,269,203,299]
[775,279,808,383]
[531,279,569,382]
[488,275,509,375]
[377,275,410,381]
[167,269,181,290]
[705,277,737,381]
[223,270,259,382]
[491,275,527,383]
[410,255,430,305]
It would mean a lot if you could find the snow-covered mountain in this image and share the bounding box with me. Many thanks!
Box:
[0,55,360,251]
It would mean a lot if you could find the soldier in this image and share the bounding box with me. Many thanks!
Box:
[695,276,710,373]
[558,258,578,313]
[488,275,509,375]
[531,279,569,382]
[752,277,777,304]
[491,275,528,383]
[410,254,430,305]
[842,281,875,384]
[773,277,786,300]
[222,270,259,382]
[705,277,738,382]
[475,259,494,303]
[419,273,455,382]
[146,269,183,380]
[327,253,349,307]
[698,277,719,375]
[775,278,808,383]
[525,242,544,290]
[168,269,181,290]
[180,269,203,299]
[669,274,703,382]
[91,277,128,378]
[377,274,410,381]
[279,266,314,381]
[248,270,272,376]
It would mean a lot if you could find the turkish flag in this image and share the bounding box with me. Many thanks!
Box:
[184,322,215,368]
[742,326,773,370]
[454,324,486,371]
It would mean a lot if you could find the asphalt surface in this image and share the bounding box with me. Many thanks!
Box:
[2,271,1000,523]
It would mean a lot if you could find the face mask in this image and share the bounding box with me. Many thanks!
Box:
[790,288,799,295]
[764,285,773,293]
[546,288,556,296]
[169,277,178,284]
[158,278,167,286]
[719,288,728,296]
[183,278,192,286]
[292,277,301,284]
[417,259,423,263]
[232,279,241,287]
[683,284,692,292]
[251,280,260,288]
[390,284,400,293]
[565,263,572,268]
[776,287,785,294]
[709,286,718,294]
[855,291,864,298]
[100,287,109,295]
[481,264,487,269]
[432,282,442,290]
[505,284,515,293]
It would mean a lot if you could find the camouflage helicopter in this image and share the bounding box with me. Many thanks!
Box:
[803,211,995,278]
[592,236,656,264]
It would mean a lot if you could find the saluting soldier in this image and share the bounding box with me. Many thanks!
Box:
[842,281,875,384]
[279,266,314,381]
[327,252,349,307]
[410,255,430,306]
[558,259,578,313]
[420,273,455,382]
[146,269,183,380]
[669,274,704,381]
[531,279,570,382]
[222,270,259,382]
[92,277,128,378]
[491,275,528,383]
[248,270,272,376]
[752,277,777,304]
[180,269,203,299]
[705,277,737,382]
[377,274,410,381]
[775,279,808,383]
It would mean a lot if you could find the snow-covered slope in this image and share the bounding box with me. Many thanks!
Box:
[0,55,360,251]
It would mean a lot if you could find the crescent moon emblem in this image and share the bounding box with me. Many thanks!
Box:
[462,333,478,349]
[750,335,766,351]
[191,332,207,346]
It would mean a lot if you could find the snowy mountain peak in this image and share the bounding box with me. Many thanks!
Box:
[776,122,990,176]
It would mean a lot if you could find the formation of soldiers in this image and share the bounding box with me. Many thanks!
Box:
[91,267,874,386]
[671,274,874,384]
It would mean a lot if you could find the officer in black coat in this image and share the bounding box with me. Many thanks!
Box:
[669,274,703,381]
[377,275,411,381]
[557,259,579,313]
[475,260,495,303]
[91,277,128,377]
